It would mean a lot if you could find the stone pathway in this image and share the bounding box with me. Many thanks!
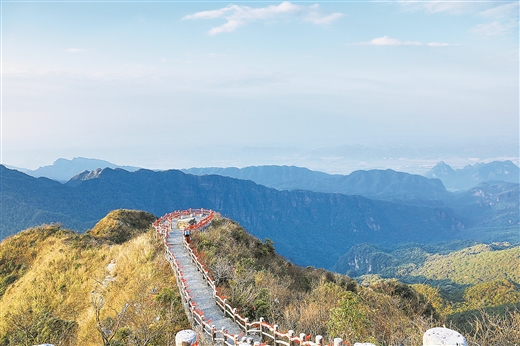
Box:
[167,224,244,337]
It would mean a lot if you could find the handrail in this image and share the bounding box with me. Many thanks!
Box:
[155,209,468,346]
[154,209,332,346]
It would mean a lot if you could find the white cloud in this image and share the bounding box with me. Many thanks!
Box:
[305,11,344,25]
[183,2,342,35]
[426,42,455,47]
[365,36,421,46]
[356,36,456,47]
[398,0,489,15]
[473,2,519,37]
[471,21,510,37]
[478,2,519,20]
[208,19,243,35]
[399,1,518,37]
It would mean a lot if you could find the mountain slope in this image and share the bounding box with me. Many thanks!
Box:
[0,210,189,346]
[191,214,519,344]
[1,165,467,269]
[332,242,520,286]
[331,241,520,321]
[189,214,440,345]
[184,166,520,244]
[2,211,517,345]
[408,244,520,286]
[183,165,451,203]
[449,181,519,242]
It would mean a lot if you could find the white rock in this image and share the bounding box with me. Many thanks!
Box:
[423,327,467,346]
[106,259,116,274]
[175,329,197,346]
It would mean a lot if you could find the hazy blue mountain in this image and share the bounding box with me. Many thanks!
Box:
[0,168,92,236]
[448,181,520,242]
[18,157,142,182]
[183,166,330,191]
[331,180,520,275]
[3,165,32,175]
[183,166,451,204]
[1,165,471,269]
[424,160,519,191]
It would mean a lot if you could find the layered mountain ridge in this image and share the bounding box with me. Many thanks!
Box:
[424,160,519,191]
[1,164,517,269]
[183,166,451,204]
[11,157,142,182]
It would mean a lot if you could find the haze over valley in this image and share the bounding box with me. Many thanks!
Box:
[2,158,518,270]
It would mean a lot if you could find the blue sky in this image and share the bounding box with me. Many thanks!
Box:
[2,1,518,173]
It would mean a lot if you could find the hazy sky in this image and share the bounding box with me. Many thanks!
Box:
[2,0,518,173]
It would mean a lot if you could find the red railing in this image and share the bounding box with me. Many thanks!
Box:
[155,209,337,346]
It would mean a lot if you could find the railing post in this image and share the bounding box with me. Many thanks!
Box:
[299,333,305,345]
[259,318,264,342]
[188,298,194,321]
[273,325,278,346]
[211,325,216,344]
[288,330,295,346]
[233,308,237,323]
[221,327,226,343]
[244,318,249,334]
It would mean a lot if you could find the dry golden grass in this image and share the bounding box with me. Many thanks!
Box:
[0,210,189,346]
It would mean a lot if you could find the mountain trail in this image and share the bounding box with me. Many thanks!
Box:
[166,215,245,338]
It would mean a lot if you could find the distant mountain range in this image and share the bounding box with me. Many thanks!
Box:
[183,166,451,204]
[424,160,519,191]
[10,157,141,182]
[1,164,518,269]
[9,158,518,194]
[184,161,519,196]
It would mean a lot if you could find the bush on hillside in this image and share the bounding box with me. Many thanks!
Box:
[88,209,157,244]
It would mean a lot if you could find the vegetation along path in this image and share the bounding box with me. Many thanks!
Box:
[155,209,254,346]
[155,210,333,346]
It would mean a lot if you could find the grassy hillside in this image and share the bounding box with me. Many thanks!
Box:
[1,209,518,345]
[333,240,520,336]
[190,215,520,345]
[190,216,442,345]
[0,210,189,346]
[409,244,520,286]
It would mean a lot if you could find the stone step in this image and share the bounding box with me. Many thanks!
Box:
[166,227,249,341]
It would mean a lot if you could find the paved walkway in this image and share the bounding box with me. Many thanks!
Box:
[167,222,244,337]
